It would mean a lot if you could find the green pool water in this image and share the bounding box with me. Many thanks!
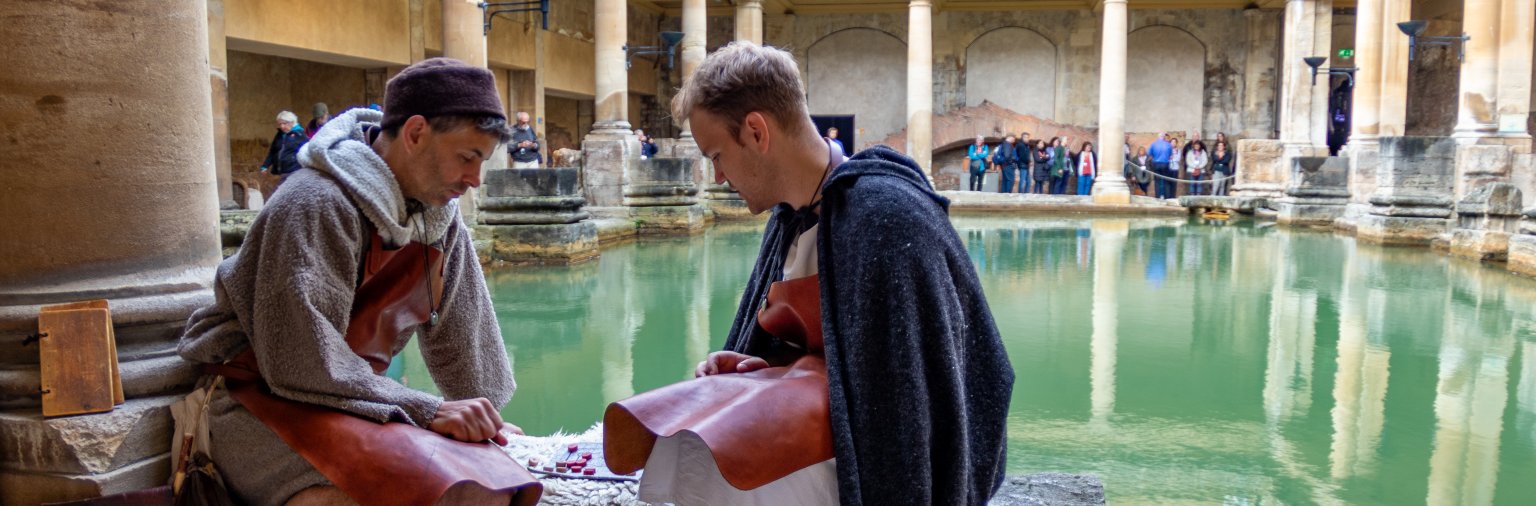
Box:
[395,216,1536,505]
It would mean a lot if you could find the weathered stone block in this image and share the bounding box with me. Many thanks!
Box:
[581,132,637,207]
[1276,156,1348,225]
[1455,182,1524,238]
[481,222,599,265]
[1346,142,1381,204]
[990,473,1106,506]
[629,204,708,235]
[624,158,700,207]
[1374,136,1457,202]
[1178,195,1268,212]
[1356,214,1450,245]
[1508,233,1536,277]
[0,395,175,475]
[1450,229,1511,262]
[1454,143,1513,201]
[1232,139,1286,198]
[480,168,590,225]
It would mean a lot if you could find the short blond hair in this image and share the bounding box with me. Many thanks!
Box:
[672,41,808,140]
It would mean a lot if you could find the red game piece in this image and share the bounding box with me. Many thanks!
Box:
[581,452,593,459]
[567,444,579,452]
[583,468,597,476]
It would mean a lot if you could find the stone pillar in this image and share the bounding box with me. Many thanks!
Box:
[1093,0,1131,205]
[1241,8,1283,140]
[582,0,635,208]
[1278,0,1332,148]
[736,0,763,45]
[208,0,235,210]
[1357,137,1458,245]
[906,0,934,177]
[0,1,219,502]
[1350,0,1384,145]
[442,0,496,225]
[1455,0,1502,138]
[1497,0,1536,139]
[1379,0,1411,137]
[674,0,713,213]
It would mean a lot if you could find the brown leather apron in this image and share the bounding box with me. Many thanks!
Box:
[604,274,834,491]
[213,233,541,506]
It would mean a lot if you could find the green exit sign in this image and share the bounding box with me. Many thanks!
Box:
[1338,48,1355,59]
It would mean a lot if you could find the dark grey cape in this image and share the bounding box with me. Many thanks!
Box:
[723,145,1014,505]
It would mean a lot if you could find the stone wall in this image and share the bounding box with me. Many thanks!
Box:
[806,28,909,150]
[762,8,1286,148]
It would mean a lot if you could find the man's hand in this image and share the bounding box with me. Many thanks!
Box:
[429,398,510,444]
[694,351,770,378]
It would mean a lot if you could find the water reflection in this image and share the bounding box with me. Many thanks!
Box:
[389,216,1536,503]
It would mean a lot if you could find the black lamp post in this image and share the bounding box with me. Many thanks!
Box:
[624,31,685,70]
[1396,20,1469,62]
[481,0,550,34]
[1304,56,1356,86]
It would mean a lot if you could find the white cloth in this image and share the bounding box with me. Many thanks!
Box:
[639,225,837,506]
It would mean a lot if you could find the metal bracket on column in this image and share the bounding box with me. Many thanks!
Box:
[1303,57,1356,87]
[1396,20,1469,62]
[481,0,549,34]
[624,31,685,70]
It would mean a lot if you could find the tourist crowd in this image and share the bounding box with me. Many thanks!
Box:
[970,130,1237,198]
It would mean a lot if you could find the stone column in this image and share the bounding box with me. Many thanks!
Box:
[1497,0,1535,139]
[1455,0,1502,138]
[208,0,235,209]
[1350,0,1385,145]
[0,1,220,502]
[593,0,628,133]
[442,0,496,225]
[1278,0,1332,148]
[1240,8,1283,140]
[675,0,709,193]
[1379,0,1411,137]
[736,0,763,45]
[582,0,636,207]
[906,0,934,177]
[1093,0,1131,205]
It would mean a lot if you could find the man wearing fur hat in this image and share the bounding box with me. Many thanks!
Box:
[179,58,539,505]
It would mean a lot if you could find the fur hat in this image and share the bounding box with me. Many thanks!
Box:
[381,58,505,130]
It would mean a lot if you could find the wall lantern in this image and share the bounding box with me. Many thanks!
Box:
[482,0,550,34]
[1304,56,1356,87]
[1396,20,1469,62]
[625,31,685,70]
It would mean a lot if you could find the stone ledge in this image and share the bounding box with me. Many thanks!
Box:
[989,473,1106,506]
[1179,195,1268,212]
[0,395,176,475]
[1,452,169,505]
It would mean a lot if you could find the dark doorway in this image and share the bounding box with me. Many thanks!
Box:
[812,115,855,155]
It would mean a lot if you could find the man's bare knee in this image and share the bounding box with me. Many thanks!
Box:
[285,486,357,506]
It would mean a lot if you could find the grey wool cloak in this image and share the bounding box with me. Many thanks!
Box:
[723,145,1015,505]
[177,109,515,506]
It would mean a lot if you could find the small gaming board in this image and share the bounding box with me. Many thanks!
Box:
[525,442,640,482]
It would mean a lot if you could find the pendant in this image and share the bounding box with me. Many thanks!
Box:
[429,311,440,327]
